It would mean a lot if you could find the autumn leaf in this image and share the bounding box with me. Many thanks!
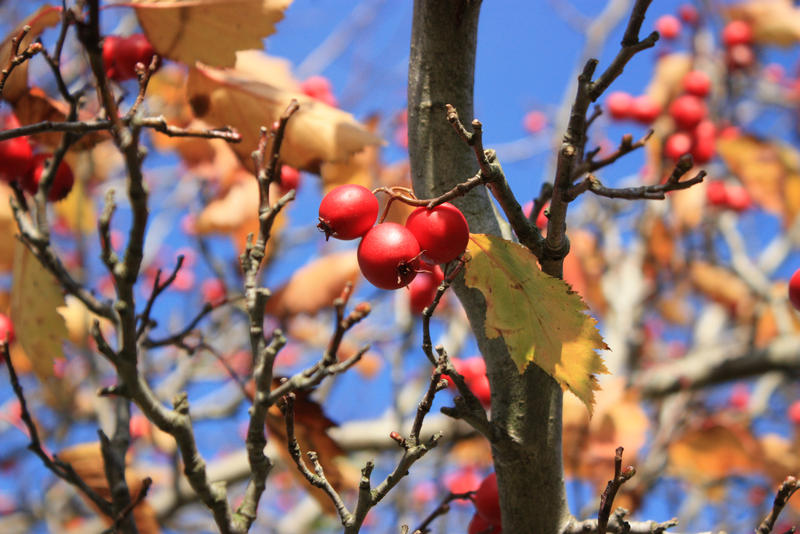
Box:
[725,0,800,47]
[131,0,292,68]
[0,6,61,103]
[0,183,17,272]
[58,442,160,534]
[689,261,755,321]
[186,64,383,173]
[12,88,107,150]
[10,242,68,381]
[265,251,360,318]
[318,115,381,192]
[717,134,800,224]
[463,234,609,413]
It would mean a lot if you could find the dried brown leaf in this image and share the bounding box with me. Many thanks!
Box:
[265,251,360,318]
[0,6,61,103]
[187,64,383,173]
[132,0,292,67]
[689,261,755,320]
[0,183,17,272]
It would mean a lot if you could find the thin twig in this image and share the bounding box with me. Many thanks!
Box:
[597,447,636,534]
[756,476,800,534]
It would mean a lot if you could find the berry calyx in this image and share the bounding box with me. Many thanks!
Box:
[655,15,682,40]
[788,268,800,311]
[630,95,662,124]
[357,223,420,290]
[468,513,501,534]
[474,472,501,526]
[669,94,707,130]
[405,202,469,264]
[103,34,159,82]
[606,91,634,120]
[722,20,753,47]
[21,154,74,201]
[0,313,14,345]
[318,184,379,241]
[408,264,445,314]
[683,70,712,97]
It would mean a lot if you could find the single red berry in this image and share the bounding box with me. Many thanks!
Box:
[788,399,800,425]
[0,313,14,345]
[679,4,699,25]
[474,472,501,526]
[21,154,74,201]
[468,513,501,534]
[725,184,751,212]
[201,278,226,305]
[0,114,33,183]
[405,202,469,264]
[442,357,465,388]
[692,120,716,163]
[357,223,420,290]
[630,95,662,124]
[522,110,547,134]
[664,132,693,161]
[318,184,379,240]
[722,20,753,47]
[447,468,481,495]
[788,268,800,311]
[683,70,712,97]
[729,384,749,411]
[606,91,634,120]
[301,75,337,107]
[279,165,300,193]
[726,44,755,71]
[103,34,158,82]
[656,15,682,40]
[669,94,707,130]
[470,374,491,406]
[408,264,445,314]
[460,356,486,384]
[706,182,727,207]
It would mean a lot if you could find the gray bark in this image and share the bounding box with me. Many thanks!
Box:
[408,1,569,532]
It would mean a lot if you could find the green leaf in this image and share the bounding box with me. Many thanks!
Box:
[463,234,609,414]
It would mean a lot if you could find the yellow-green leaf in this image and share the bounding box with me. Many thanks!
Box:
[10,242,67,381]
[463,234,609,413]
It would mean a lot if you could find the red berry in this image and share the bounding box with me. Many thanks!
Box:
[301,75,337,107]
[357,223,420,290]
[0,313,14,345]
[726,44,755,71]
[408,264,444,314]
[664,132,692,161]
[201,278,226,305]
[722,20,753,47]
[522,110,547,134]
[729,384,749,410]
[788,268,800,311]
[679,4,699,25]
[21,154,74,201]
[706,181,727,207]
[0,114,33,183]
[405,202,469,264]
[725,184,751,212]
[470,374,491,406]
[468,513,501,534]
[318,184,379,240]
[788,400,800,425]
[656,15,682,40]
[692,120,716,163]
[474,472,501,526]
[683,70,711,97]
[631,95,662,124]
[447,468,481,495]
[606,91,634,120]
[103,34,158,82]
[669,94,707,130]
[279,165,300,193]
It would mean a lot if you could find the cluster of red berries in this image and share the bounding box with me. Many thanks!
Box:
[705,180,751,212]
[0,114,74,201]
[722,20,755,71]
[663,71,714,163]
[444,356,491,407]
[102,34,159,82]
[317,184,469,296]
[605,92,661,125]
[468,472,502,533]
